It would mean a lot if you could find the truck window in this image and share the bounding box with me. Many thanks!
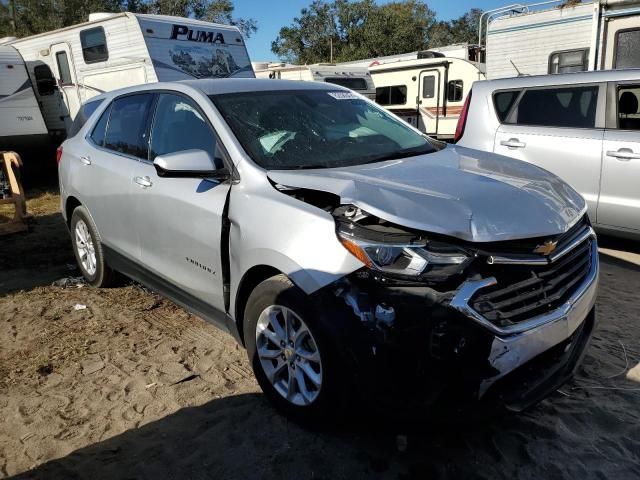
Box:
[80,27,109,64]
[55,52,72,85]
[422,76,435,98]
[617,86,640,131]
[375,85,407,106]
[512,86,599,128]
[325,77,368,90]
[104,94,154,159]
[33,64,56,96]
[615,29,640,69]
[548,49,589,74]
[68,99,104,137]
[447,80,463,102]
[493,90,521,122]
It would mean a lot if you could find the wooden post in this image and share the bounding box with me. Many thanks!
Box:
[0,151,31,235]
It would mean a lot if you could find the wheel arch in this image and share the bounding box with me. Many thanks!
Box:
[65,196,82,227]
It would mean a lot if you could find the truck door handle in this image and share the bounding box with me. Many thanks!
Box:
[606,148,640,160]
[79,156,91,165]
[500,138,526,149]
[134,176,153,188]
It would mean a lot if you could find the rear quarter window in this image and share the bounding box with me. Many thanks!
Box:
[493,90,521,122]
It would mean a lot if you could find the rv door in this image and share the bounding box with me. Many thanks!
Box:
[49,43,82,127]
[602,15,640,70]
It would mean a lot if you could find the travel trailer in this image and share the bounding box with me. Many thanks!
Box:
[0,45,49,152]
[253,63,376,99]
[485,0,640,79]
[9,12,254,137]
[370,57,485,140]
[338,43,484,68]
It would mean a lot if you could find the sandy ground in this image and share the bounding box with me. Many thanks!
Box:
[1,191,640,479]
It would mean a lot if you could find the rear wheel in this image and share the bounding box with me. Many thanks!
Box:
[244,275,349,423]
[70,206,116,287]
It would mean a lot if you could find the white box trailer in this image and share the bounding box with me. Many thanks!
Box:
[9,12,254,136]
[0,45,49,152]
[369,57,485,140]
[253,63,376,99]
[485,0,640,79]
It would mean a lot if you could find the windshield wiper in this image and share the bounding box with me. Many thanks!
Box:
[361,146,435,165]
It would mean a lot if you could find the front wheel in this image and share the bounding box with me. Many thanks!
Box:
[244,275,350,424]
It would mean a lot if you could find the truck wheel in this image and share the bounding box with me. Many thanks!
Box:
[70,206,116,287]
[244,274,349,424]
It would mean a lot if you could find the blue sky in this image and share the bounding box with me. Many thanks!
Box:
[232,0,508,61]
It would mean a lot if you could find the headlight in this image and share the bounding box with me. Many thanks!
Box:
[338,232,472,281]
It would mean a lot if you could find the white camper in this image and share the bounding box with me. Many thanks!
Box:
[485,0,640,79]
[0,45,49,151]
[9,12,254,136]
[253,63,376,99]
[369,57,485,140]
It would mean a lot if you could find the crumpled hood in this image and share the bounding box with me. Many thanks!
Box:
[267,145,586,243]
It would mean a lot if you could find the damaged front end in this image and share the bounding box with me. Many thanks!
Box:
[325,203,599,415]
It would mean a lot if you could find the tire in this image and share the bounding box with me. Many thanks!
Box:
[244,274,350,424]
[70,206,117,288]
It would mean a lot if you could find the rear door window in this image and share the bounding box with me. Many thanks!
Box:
[68,99,103,137]
[149,93,222,167]
[104,94,155,159]
[511,86,599,128]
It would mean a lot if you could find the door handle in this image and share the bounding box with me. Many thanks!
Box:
[134,176,153,188]
[79,156,91,165]
[500,138,526,149]
[606,148,640,161]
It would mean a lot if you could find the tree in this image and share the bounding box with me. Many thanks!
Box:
[0,0,256,39]
[427,8,483,48]
[272,0,436,64]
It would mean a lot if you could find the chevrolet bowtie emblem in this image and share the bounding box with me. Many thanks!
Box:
[534,240,558,256]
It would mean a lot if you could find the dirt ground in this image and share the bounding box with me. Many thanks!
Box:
[1,191,639,480]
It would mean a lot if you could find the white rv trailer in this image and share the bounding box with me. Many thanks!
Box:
[9,12,254,136]
[0,45,49,152]
[369,57,485,140]
[337,43,483,68]
[253,63,376,99]
[485,0,640,79]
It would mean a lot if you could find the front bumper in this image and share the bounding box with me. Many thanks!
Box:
[449,230,599,408]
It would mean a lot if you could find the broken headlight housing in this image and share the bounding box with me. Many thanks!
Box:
[335,209,473,282]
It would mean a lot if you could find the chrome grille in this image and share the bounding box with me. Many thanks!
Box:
[471,232,593,327]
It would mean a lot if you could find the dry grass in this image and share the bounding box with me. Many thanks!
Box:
[0,189,60,223]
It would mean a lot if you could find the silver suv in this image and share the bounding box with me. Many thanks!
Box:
[456,69,640,240]
[59,79,598,422]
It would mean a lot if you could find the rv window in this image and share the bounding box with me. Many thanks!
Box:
[33,64,56,96]
[447,80,463,102]
[150,94,222,166]
[104,94,155,159]
[90,103,111,147]
[375,85,407,106]
[325,77,368,90]
[55,52,72,85]
[422,76,435,99]
[615,29,640,69]
[617,86,640,131]
[68,99,104,138]
[80,27,109,63]
[493,90,521,122]
[548,49,588,74]
[512,86,599,128]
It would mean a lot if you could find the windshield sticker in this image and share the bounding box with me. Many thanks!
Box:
[328,91,360,100]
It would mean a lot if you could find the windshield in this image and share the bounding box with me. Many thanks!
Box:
[210,90,437,170]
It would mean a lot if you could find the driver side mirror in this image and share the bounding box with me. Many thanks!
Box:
[153,149,230,180]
